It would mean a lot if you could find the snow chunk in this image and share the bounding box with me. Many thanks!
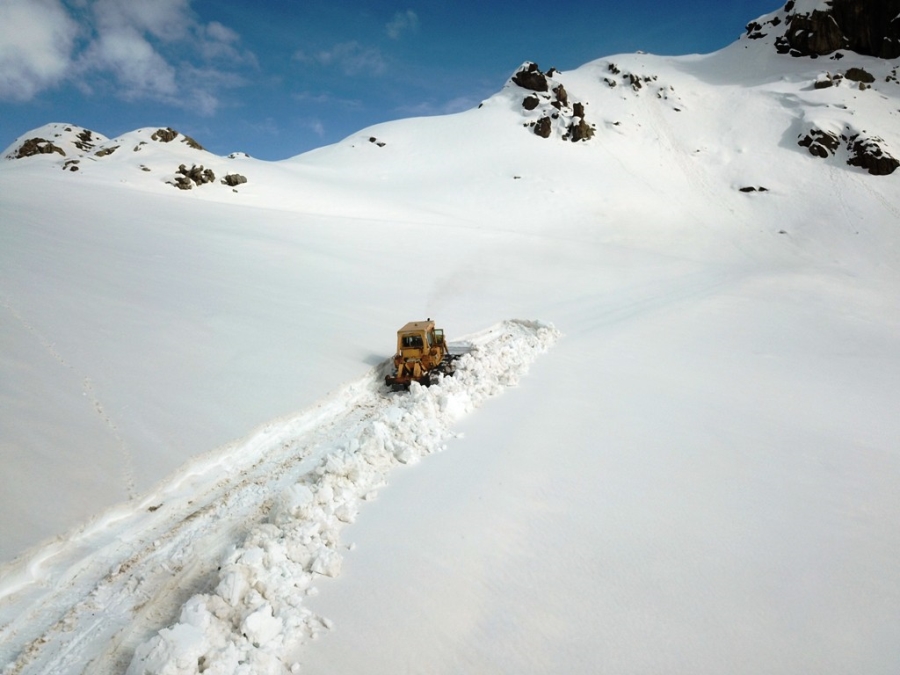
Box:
[127,622,208,675]
[311,547,342,577]
[241,604,283,647]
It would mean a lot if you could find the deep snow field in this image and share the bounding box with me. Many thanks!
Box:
[2,9,900,674]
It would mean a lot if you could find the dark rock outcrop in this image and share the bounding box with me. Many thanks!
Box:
[551,85,568,109]
[798,126,899,175]
[9,138,66,159]
[844,67,875,83]
[221,173,248,187]
[513,63,594,142]
[73,128,100,152]
[171,164,216,189]
[814,72,839,88]
[566,117,595,142]
[847,135,900,175]
[534,117,552,138]
[512,62,549,92]
[152,127,205,150]
[764,0,900,59]
[798,129,841,158]
[152,127,179,143]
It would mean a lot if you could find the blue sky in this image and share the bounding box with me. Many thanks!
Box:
[0,0,780,160]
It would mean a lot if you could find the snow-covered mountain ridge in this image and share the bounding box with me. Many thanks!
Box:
[4,13,899,191]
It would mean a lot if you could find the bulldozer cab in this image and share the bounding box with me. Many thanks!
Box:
[396,321,443,356]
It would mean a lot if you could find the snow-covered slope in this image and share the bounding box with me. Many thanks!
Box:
[1,15,899,675]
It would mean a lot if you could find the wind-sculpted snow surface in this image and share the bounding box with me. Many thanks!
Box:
[127,320,557,675]
[0,320,557,675]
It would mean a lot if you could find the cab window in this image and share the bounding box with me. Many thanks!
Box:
[402,334,424,348]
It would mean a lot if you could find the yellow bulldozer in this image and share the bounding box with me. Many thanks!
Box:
[385,319,459,389]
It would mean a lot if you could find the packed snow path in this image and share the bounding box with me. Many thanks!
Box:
[0,320,558,675]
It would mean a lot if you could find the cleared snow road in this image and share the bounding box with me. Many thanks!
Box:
[0,320,558,675]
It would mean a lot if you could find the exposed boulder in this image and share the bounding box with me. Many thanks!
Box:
[844,67,875,83]
[534,117,552,138]
[798,128,840,158]
[181,134,204,150]
[152,127,178,143]
[769,0,900,59]
[814,72,839,88]
[513,63,595,143]
[847,135,899,175]
[8,138,66,159]
[221,173,248,187]
[151,127,205,150]
[798,125,899,175]
[779,8,846,56]
[170,164,216,190]
[73,128,100,152]
[552,85,568,109]
[512,62,549,92]
[566,117,595,142]
[813,68,877,89]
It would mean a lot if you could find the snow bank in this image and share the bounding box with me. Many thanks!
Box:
[126,320,558,675]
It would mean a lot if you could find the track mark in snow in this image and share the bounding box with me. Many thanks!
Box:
[0,295,137,500]
[0,296,69,370]
[0,320,559,675]
[82,376,137,500]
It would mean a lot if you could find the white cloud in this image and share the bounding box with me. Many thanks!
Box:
[206,20,239,44]
[79,26,179,99]
[0,0,79,101]
[199,21,258,66]
[0,0,256,111]
[90,0,193,42]
[294,41,386,76]
[305,119,326,137]
[386,9,419,40]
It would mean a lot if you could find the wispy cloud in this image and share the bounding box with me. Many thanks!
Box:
[294,41,386,76]
[78,26,180,99]
[90,0,193,42]
[292,91,363,108]
[0,0,79,101]
[397,95,482,117]
[304,119,326,137]
[0,0,256,113]
[386,10,419,40]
